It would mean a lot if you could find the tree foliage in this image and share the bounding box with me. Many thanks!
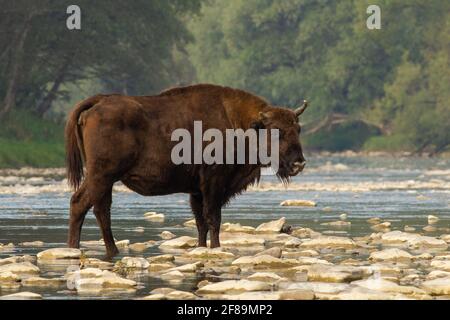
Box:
[0,0,201,117]
[188,0,449,153]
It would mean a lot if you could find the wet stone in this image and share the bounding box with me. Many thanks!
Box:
[0,292,42,300]
[280,200,316,207]
[232,255,298,269]
[159,236,197,249]
[197,279,273,295]
[37,248,81,260]
[255,217,286,233]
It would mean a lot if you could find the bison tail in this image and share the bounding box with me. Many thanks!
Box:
[65,96,103,190]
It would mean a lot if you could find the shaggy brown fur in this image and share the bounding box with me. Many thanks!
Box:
[65,84,306,257]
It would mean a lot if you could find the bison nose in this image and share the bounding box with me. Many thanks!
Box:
[294,161,306,170]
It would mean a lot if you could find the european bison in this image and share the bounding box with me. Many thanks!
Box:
[65,84,307,257]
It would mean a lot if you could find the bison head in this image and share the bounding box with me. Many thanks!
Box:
[254,100,308,180]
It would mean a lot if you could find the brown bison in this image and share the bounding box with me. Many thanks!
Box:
[65,84,307,257]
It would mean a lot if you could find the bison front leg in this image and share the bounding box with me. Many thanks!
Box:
[189,193,208,247]
[203,200,222,248]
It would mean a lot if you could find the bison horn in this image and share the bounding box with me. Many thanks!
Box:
[294,100,308,117]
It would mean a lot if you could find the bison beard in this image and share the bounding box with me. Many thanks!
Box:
[65,84,307,258]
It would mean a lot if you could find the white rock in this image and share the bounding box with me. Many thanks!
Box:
[0,255,35,266]
[143,212,165,221]
[133,227,145,233]
[232,255,298,269]
[256,247,282,258]
[296,257,332,265]
[279,282,350,294]
[0,262,39,276]
[430,260,450,272]
[185,247,235,259]
[148,263,175,272]
[340,213,348,221]
[37,248,81,260]
[255,217,286,233]
[147,254,175,264]
[165,290,197,300]
[19,241,44,247]
[159,236,197,249]
[160,231,176,240]
[120,257,150,269]
[221,236,265,247]
[169,262,203,273]
[381,231,447,249]
[0,271,21,282]
[247,272,286,283]
[321,220,351,227]
[327,286,411,300]
[67,268,137,292]
[22,276,66,287]
[421,277,450,295]
[306,264,364,283]
[280,200,316,207]
[426,271,450,280]
[160,270,185,281]
[222,223,255,233]
[352,278,427,297]
[183,219,197,228]
[428,215,439,224]
[128,242,149,252]
[0,292,42,300]
[300,236,355,249]
[369,249,413,262]
[197,280,273,294]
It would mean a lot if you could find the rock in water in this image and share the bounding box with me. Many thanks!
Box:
[183,219,197,228]
[0,262,40,276]
[369,248,413,262]
[256,247,282,258]
[421,277,450,295]
[300,236,355,249]
[147,254,175,264]
[222,223,255,233]
[119,257,150,269]
[197,280,273,294]
[306,264,364,283]
[144,212,165,222]
[255,217,286,233]
[0,292,42,300]
[37,248,81,260]
[185,247,235,259]
[159,236,197,249]
[19,241,45,247]
[280,200,316,207]
[160,231,176,240]
[428,215,439,224]
[22,276,66,287]
[231,255,298,269]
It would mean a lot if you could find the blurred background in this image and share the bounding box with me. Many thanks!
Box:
[0,0,448,168]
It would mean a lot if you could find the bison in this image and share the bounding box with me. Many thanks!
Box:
[65,84,308,257]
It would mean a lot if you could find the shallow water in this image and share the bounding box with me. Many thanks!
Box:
[0,155,449,299]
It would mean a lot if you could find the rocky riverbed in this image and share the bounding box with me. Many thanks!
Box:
[1,215,450,300]
[0,155,449,299]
